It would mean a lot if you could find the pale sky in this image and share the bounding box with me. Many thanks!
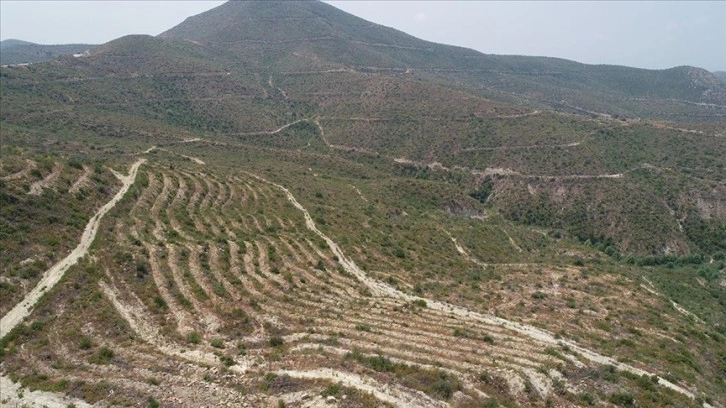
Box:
[1,1,724,72]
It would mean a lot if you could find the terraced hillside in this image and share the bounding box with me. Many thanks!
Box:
[2,139,723,407]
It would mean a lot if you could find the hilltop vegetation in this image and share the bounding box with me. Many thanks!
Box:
[1,1,725,407]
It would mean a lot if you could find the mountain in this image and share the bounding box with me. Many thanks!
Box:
[714,71,726,84]
[1,2,725,407]
[0,39,96,65]
[160,0,726,121]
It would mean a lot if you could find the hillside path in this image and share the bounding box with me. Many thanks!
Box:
[0,159,145,340]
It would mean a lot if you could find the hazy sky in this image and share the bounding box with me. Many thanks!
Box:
[1,1,724,71]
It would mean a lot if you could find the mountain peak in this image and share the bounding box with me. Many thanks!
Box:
[161,1,354,42]
[159,0,432,51]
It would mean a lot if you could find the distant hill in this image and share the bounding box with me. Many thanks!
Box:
[0,39,34,49]
[0,39,96,65]
[160,0,726,121]
[714,71,726,84]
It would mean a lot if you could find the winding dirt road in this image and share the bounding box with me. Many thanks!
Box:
[0,159,145,340]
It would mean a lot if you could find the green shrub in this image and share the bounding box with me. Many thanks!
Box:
[469,178,493,203]
[453,328,469,338]
[321,382,341,397]
[219,355,234,367]
[531,291,546,300]
[186,331,201,344]
[146,377,160,386]
[345,348,396,372]
[429,379,454,399]
[90,347,114,364]
[412,299,427,308]
[579,392,595,405]
[355,323,371,332]
[602,365,619,382]
[609,391,634,406]
[544,347,563,359]
[78,336,92,350]
[147,396,160,408]
[153,296,167,309]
